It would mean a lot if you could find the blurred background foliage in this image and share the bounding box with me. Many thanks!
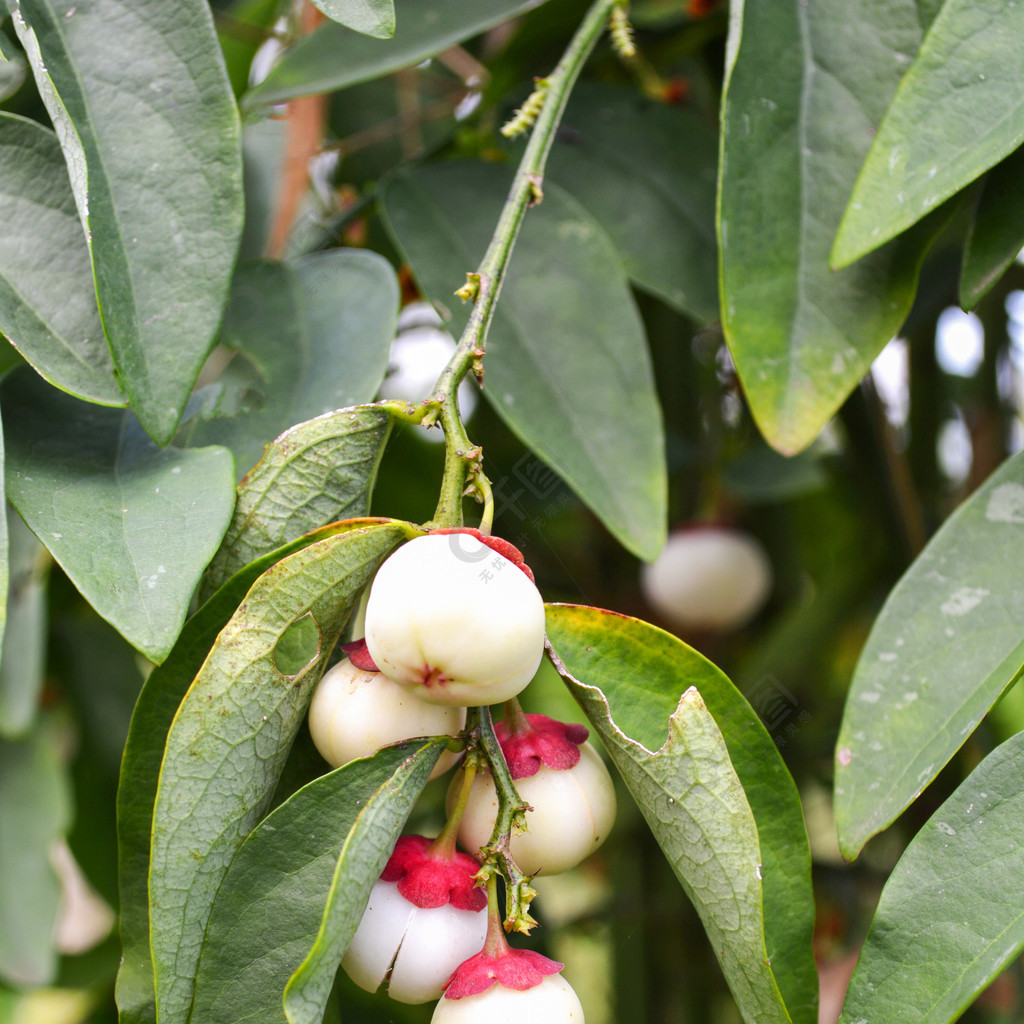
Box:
[3,0,1024,1022]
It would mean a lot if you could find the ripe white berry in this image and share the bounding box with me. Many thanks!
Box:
[342,835,488,1005]
[640,525,772,632]
[364,532,545,707]
[342,879,488,1004]
[432,972,584,1023]
[454,744,616,876]
[307,658,465,780]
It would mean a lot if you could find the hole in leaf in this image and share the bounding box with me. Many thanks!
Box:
[274,613,321,676]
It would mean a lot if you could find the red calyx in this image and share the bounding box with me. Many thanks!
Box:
[444,946,564,999]
[495,713,589,780]
[431,527,536,582]
[340,638,379,672]
[381,835,486,912]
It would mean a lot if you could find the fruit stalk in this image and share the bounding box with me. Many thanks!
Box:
[466,704,538,934]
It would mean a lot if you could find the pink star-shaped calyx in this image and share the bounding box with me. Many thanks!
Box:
[495,713,590,780]
[380,835,486,912]
[443,946,564,999]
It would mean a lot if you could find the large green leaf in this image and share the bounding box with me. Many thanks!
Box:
[243,0,549,107]
[382,161,666,560]
[835,450,1024,859]
[959,146,1024,309]
[840,730,1024,1024]
[186,251,397,481]
[718,0,940,454]
[149,521,413,1024]
[0,113,122,407]
[0,718,71,988]
[14,0,243,444]
[547,81,719,323]
[833,0,1024,269]
[1,370,235,663]
[310,0,394,38]
[283,740,448,1024]
[115,519,400,1024]
[190,741,444,1024]
[201,408,393,597]
[0,509,48,739]
[546,605,816,1024]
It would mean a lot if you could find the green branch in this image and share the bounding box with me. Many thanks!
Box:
[423,0,618,529]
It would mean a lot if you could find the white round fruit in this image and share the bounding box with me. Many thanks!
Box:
[308,658,465,780]
[364,533,546,707]
[641,525,772,632]
[432,973,585,1024]
[342,879,488,1005]
[452,743,617,876]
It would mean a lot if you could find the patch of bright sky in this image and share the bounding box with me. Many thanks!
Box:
[937,414,972,483]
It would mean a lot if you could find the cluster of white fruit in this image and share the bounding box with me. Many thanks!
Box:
[307,529,616,1021]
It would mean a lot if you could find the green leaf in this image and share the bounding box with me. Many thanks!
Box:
[959,147,1024,309]
[548,81,719,323]
[840,730,1024,1024]
[243,0,550,107]
[14,0,243,444]
[1,370,235,663]
[833,0,1024,269]
[0,718,71,988]
[190,742,444,1024]
[0,113,122,407]
[546,604,817,1024]
[0,508,48,738]
[283,740,447,1024]
[292,249,398,419]
[186,251,397,481]
[149,521,414,1024]
[201,408,393,598]
[382,161,667,560]
[718,0,941,454]
[835,450,1024,859]
[310,0,394,38]
[115,519,398,1024]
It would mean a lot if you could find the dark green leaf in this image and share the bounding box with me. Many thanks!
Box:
[835,450,1024,859]
[833,0,1024,268]
[14,0,243,444]
[310,0,394,38]
[243,0,549,107]
[192,741,444,1024]
[0,113,122,407]
[115,519,398,1024]
[184,261,310,479]
[547,605,817,1024]
[0,718,71,988]
[149,521,414,1024]
[292,249,398,419]
[1,370,235,663]
[841,730,1024,1024]
[960,147,1024,309]
[186,252,397,482]
[548,81,718,322]
[382,161,667,560]
[718,0,940,454]
[0,508,48,738]
[201,408,393,597]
